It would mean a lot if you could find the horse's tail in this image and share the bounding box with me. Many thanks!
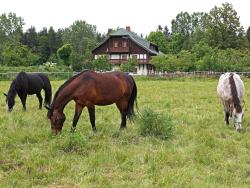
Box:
[39,74,52,106]
[229,73,242,112]
[127,75,138,121]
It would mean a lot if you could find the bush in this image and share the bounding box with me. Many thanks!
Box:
[93,56,112,71]
[137,108,175,140]
[120,58,136,72]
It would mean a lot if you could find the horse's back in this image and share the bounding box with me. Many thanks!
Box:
[217,73,245,101]
[25,73,47,94]
[75,71,134,105]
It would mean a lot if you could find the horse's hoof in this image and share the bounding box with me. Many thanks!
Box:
[120,126,126,130]
[92,128,97,132]
[70,127,76,133]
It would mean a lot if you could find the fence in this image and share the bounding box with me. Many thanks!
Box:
[0,72,76,81]
[1,71,250,81]
[147,71,250,79]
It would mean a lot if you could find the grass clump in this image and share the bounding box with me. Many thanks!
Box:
[137,107,175,140]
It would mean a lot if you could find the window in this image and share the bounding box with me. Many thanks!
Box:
[123,42,127,47]
[111,54,120,59]
[121,55,128,60]
[114,42,118,47]
[132,55,137,59]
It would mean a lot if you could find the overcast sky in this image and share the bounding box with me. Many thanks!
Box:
[0,0,249,35]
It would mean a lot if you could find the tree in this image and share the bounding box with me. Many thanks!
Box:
[206,3,246,49]
[62,20,97,66]
[36,27,50,64]
[20,26,38,53]
[247,26,250,49]
[150,55,177,72]
[147,31,168,53]
[0,12,24,64]
[120,58,136,72]
[57,44,72,66]
[163,25,170,40]
[168,33,185,54]
[0,12,24,45]
[157,25,163,32]
[93,56,112,71]
[47,27,58,55]
[2,43,39,66]
[171,12,191,37]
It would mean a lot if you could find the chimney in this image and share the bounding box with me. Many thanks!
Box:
[126,26,131,32]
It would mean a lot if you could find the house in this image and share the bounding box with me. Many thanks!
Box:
[92,26,162,75]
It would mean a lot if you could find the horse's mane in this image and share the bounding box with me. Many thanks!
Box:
[229,73,242,113]
[50,70,89,109]
[7,79,17,97]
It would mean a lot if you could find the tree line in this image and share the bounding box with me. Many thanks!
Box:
[0,2,250,72]
[148,3,250,72]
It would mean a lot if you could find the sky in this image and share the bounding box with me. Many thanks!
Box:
[0,0,249,36]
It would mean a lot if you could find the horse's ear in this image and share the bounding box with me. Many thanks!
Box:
[3,93,7,97]
[44,105,51,111]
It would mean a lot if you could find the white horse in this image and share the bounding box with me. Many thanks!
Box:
[217,73,245,131]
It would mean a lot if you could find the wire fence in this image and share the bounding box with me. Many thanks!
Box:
[147,71,250,79]
[1,71,250,81]
[0,72,76,81]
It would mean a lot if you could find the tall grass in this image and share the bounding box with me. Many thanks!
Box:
[137,107,175,140]
[1,78,250,187]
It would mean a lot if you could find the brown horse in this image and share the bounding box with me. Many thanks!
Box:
[45,70,137,134]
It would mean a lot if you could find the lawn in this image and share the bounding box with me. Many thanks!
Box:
[1,77,250,187]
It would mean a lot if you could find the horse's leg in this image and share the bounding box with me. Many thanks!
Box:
[18,92,27,111]
[71,103,84,132]
[223,101,230,125]
[87,106,96,132]
[229,104,234,117]
[36,93,43,110]
[116,100,128,129]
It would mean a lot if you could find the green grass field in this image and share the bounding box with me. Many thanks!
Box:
[1,78,250,187]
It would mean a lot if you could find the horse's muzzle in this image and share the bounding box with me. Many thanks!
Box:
[8,108,13,112]
[52,129,61,135]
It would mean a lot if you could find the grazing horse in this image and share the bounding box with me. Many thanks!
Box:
[217,73,245,131]
[4,71,52,112]
[45,70,137,134]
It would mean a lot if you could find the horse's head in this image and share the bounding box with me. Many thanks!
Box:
[45,106,66,134]
[3,93,15,112]
[233,104,244,131]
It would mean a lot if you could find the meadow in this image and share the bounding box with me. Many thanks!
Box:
[1,77,250,187]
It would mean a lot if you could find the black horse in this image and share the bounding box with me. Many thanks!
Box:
[4,72,52,112]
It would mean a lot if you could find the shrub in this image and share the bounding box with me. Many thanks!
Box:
[120,58,136,72]
[93,56,112,71]
[137,108,175,140]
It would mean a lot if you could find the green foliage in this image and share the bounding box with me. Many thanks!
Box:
[168,33,185,54]
[62,20,97,68]
[151,55,177,72]
[2,43,39,66]
[57,44,72,66]
[247,26,250,49]
[206,3,247,49]
[137,107,175,140]
[151,51,195,72]
[120,58,136,72]
[147,31,169,53]
[176,50,196,71]
[93,56,112,71]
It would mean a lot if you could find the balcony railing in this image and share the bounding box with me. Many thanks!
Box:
[109,47,129,53]
[110,59,149,65]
